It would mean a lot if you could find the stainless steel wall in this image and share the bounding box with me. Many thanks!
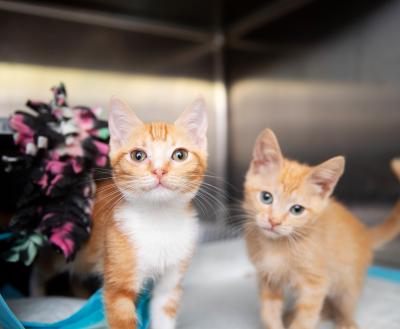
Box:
[227,0,400,203]
[1,0,400,220]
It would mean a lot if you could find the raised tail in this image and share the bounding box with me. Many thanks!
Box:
[369,201,400,249]
[368,158,400,249]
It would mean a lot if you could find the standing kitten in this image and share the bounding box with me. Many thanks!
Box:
[73,97,208,328]
[243,129,400,329]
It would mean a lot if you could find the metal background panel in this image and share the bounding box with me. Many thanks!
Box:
[227,0,400,203]
[0,0,400,223]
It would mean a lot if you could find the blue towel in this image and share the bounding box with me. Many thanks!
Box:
[0,232,151,329]
[0,288,151,329]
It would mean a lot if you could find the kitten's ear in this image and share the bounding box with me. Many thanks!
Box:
[175,97,208,149]
[308,156,345,197]
[251,129,283,173]
[391,158,400,182]
[109,97,143,150]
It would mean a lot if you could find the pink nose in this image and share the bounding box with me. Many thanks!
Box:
[152,168,167,178]
[269,219,281,228]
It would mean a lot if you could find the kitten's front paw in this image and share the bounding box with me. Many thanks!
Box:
[288,324,314,329]
[334,319,359,329]
[150,297,177,329]
[150,317,176,329]
[335,325,359,329]
[264,324,285,329]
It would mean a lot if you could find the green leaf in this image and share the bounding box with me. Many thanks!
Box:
[4,252,19,263]
[30,233,45,245]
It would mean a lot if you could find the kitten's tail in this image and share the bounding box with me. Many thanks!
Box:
[368,200,400,249]
[368,158,400,249]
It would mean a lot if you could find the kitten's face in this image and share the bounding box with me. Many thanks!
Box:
[108,98,207,203]
[244,129,344,239]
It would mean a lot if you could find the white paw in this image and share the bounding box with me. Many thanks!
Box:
[150,297,177,329]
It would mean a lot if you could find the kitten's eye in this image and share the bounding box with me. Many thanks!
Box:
[172,148,188,161]
[130,150,147,162]
[290,204,305,215]
[260,191,273,204]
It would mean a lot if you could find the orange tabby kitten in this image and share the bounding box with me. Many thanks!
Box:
[72,97,207,328]
[243,129,400,329]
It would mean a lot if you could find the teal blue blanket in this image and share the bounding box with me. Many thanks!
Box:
[0,232,151,329]
[0,288,151,329]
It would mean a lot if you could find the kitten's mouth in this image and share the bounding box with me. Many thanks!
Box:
[260,225,281,236]
[152,181,171,190]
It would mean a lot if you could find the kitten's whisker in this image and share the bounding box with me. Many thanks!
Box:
[193,195,209,216]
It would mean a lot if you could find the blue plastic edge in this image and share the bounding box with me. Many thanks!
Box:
[0,294,25,329]
[367,265,400,283]
[0,232,13,240]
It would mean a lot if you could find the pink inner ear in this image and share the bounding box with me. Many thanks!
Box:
[251,129,283,173]
[108,98,143,149]
[253,151,281,173]
[175,98,207,149]
[312,175,334,195]
[309,156,345,196]
[310,169,340,196]
[252,142,282,173]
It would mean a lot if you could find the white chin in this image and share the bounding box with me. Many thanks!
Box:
[145,186,177,201]
[120,186,175,203]
[260,228,282,239]
[121,185,197,204]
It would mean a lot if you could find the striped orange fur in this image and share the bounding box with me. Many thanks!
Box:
[72,98,208,329]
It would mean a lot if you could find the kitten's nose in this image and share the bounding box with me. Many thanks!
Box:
[152,168,167,178]
[269,218,281,228]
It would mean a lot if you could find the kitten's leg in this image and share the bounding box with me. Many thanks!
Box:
[104,286,137,329]
[330,289,360,329]
[288,278,328,329]
[150,263,187,329]
[258,275,285,329]
[103,224,139,329]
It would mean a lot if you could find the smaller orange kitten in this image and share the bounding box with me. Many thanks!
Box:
[244,129,400,329]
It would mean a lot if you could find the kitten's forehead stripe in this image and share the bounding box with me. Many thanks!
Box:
[146,122,170,141]
[279,160,311,194]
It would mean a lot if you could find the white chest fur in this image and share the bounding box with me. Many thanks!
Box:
[259,252,286,274]
[114,203,198,285]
